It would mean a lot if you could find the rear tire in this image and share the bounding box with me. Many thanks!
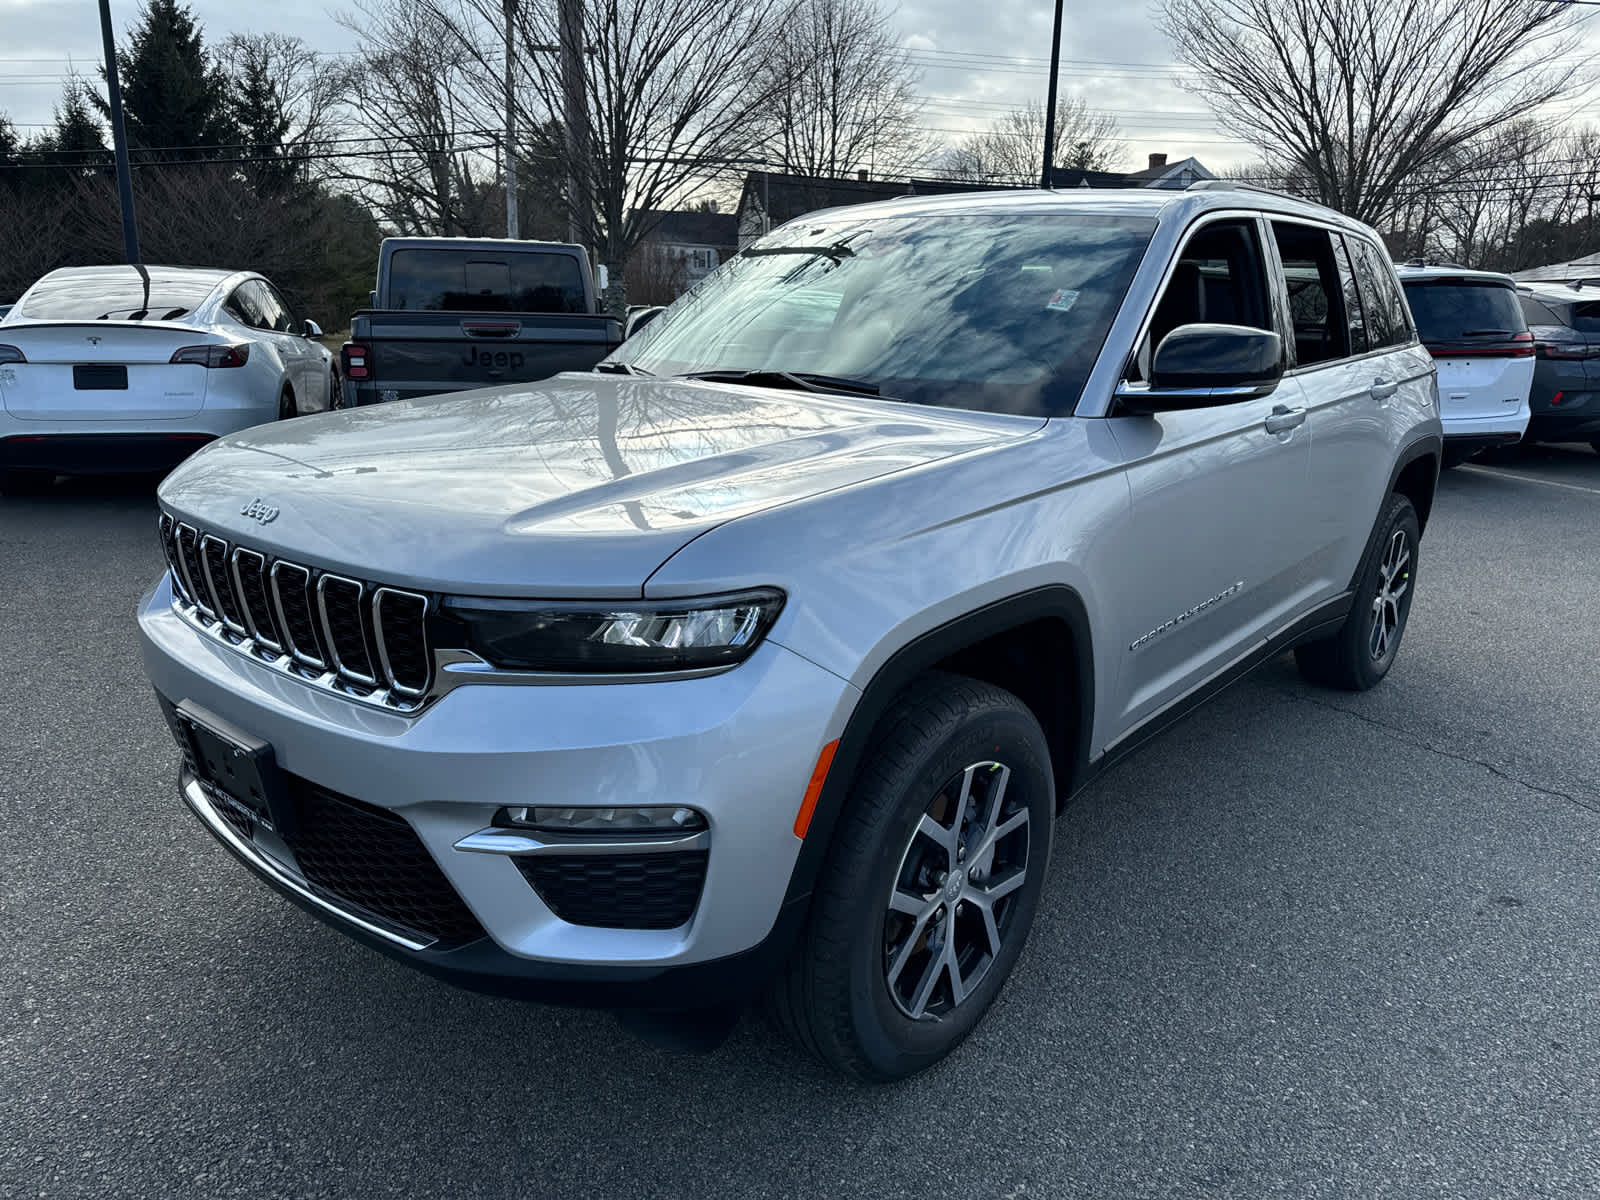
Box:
[329,366,344,411]
[278,387,297,421]
[0,468,54,495]
[769,673,1055,1082]
[1295,493,1420,691]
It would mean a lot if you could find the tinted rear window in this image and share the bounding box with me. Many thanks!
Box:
[18,271,221,321]
[385,249,587,313]
[1402,279,1525,343]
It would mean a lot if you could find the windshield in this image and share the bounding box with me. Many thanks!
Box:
[1402,279,1526,343]
[609,212,1157,415]
[18,270,221,321]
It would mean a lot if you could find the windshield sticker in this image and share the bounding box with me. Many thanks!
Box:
[1045,288,1080,313]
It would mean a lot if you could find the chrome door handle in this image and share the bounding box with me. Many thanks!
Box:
[1370,377,1398,401]
[1264,404,1306,434]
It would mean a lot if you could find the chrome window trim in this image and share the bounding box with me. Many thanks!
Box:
[372,586,432,697]
[269,560,326,670]
[200,534,248,636]
[316,573,379,687]
[229,547,283,653]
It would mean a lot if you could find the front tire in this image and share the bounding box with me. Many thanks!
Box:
[771,673,1054,1082]
[1295,493,1420,691]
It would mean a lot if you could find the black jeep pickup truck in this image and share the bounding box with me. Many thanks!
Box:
[341,237,623,407]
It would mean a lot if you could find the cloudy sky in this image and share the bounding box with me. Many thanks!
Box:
[0,0,1248,173]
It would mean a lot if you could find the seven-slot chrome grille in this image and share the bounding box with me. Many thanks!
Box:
[157,512,434,709]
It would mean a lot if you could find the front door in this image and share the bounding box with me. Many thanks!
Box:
[1101,216,1315,738]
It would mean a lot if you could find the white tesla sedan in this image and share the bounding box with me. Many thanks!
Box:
[0,264,338,493]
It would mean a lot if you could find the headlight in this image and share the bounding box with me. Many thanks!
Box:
[439,589,785,673]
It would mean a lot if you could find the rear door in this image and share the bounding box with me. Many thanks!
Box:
[1402,276,1533,422]
[0,323,208,421]
[256,281,320,407]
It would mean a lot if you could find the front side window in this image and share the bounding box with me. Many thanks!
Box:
[1272,222,1349,367]
[612,212,1158,416]
[387,249,588,314]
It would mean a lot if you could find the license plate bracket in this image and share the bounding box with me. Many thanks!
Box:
[174,700,296,838]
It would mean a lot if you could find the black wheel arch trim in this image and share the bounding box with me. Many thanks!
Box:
[780,585,1096,918]
[1383,432,1443,534]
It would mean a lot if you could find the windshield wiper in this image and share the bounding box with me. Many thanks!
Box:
[678,369,880,397]
[592,360,652,376]
[741,242,857,263]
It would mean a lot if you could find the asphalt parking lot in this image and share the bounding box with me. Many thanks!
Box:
[3,445,1599,1200]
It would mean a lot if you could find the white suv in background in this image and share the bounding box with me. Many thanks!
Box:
[1397,265,1534,466]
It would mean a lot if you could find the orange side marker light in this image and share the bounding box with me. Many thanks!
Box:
[793,739,840,840]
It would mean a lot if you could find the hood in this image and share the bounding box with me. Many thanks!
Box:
[158,373,1041,596]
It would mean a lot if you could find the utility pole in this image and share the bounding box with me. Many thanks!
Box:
[1039,0,1064,190]
[97,0,140,263]
[558,0,590,249]
[503,0,518,238]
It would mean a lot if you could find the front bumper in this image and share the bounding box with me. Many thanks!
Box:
[139,575,855,999]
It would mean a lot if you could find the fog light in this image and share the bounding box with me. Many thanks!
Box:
[499,805,707,835]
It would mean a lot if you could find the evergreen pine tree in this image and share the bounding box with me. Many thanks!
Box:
[53,79,109,164]
[98,0,233,158]
[230,50,293,190]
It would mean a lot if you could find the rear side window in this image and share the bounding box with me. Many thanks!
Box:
[19,270,219,321]
[1271,222,1349,366]
[386,249,588,313]
[1346,239,1412,348]
[1401,279,1527,345]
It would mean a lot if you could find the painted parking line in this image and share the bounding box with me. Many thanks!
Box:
[1460,464,1600,497]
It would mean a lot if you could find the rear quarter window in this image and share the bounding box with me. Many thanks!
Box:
[386,249,588,313]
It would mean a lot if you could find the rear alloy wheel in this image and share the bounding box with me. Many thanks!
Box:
[1295,492,1420,691]
[0,468,54,496]
[278,387,297,421]
[770,673,1054,1082]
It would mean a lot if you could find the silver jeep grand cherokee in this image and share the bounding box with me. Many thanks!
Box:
[139,186,1441,1081]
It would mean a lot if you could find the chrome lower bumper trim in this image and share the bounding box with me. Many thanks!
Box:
[180,773,435,952]
[453,827,711,857]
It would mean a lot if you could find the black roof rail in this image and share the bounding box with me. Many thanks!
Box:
[1400,258,1468,270]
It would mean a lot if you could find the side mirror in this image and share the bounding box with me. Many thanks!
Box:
[1119,323,1283,412]
[624,306,665,340]
[303,319,324,339]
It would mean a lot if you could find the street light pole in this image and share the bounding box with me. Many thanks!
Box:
[97,0,140,263]
[504,0,518,239]
[1039,0,1064,190]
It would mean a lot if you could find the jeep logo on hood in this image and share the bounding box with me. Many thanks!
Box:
[240,498,280,525]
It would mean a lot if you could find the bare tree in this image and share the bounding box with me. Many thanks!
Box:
[1158,0,1587,226]
[935,97,1123,184]
[754,0,925,178]
[337,0,502,235]
[217,32,351,185]
[446,0,791,312]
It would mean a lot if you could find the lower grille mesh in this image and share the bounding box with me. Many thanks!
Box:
[285,781,487,948]
[517,852,709,930]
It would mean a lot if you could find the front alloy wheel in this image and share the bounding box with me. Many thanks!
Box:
[885,761,1030,1020]
[770,673,1054,1082]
